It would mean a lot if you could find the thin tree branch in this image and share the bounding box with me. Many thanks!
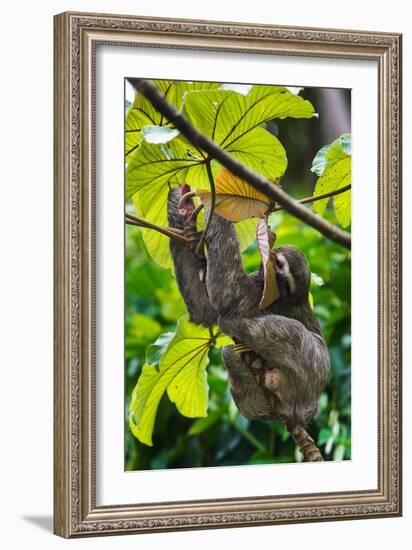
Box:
[128,78,351,250]
[195,159,216,255]
[125,213,189,244]
[271,184,352,213]
[208,325,217,346]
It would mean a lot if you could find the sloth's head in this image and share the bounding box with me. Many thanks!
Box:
[273,245,311,305]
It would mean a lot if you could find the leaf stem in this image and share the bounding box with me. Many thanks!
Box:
[208,325,216,346]
[195,159,216,256]
[271,184,351,213]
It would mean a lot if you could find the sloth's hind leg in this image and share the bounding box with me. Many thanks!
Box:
[222,345,276,420]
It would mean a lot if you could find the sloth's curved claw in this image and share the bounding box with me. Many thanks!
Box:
[232,343,253,355]
[178,191,197,212]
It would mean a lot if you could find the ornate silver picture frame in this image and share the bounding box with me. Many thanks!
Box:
[54,11,402,538]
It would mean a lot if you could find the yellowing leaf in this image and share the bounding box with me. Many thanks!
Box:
[256,219,280,309]
[197,169,274,222]
[215,168,270,201]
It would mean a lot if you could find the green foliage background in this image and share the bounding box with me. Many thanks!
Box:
[125,85,351,470]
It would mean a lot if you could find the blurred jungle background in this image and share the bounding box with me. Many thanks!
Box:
[125,83,351,470]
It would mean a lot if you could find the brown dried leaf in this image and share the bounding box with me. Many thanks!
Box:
[256,218,280,309]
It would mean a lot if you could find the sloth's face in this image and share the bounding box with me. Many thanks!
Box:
[274,251,297,298]
[273,246,311,303]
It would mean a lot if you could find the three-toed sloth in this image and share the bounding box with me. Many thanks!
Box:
[167,187,330,434]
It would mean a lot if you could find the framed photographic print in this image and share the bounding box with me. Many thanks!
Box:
[53,11,402,538]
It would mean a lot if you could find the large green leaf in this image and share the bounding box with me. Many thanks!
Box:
[126,138,201,200]
[333,181,351,228]
[127,137,201,267]
[174,80,222,103]
[132,195,171,268]
[182,85,316,148]
[146,331,175,366]
[129,145,221,268]
[125,80,173,158]
[227,127,286,180]
[125,80,220,158]
[129,316,230,446]
[166,324,231,419]
[311,134,351,177]
[312,134,352,228]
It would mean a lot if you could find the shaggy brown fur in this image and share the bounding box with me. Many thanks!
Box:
[168,188,330,430]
